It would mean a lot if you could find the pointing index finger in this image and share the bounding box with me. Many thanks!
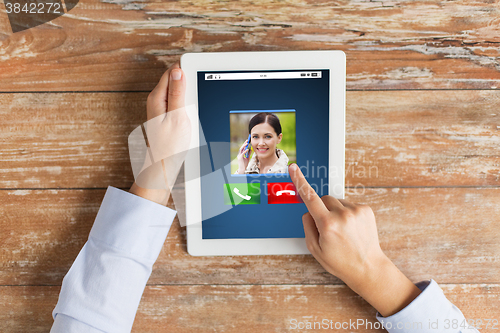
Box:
[289,164,329,224]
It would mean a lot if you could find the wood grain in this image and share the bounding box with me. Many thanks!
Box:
[346,90,500,187]
[2,1,498,331]
[1,0,500,91]
[1,284,498,333]
[2,187,499,286]
[0,92,145,188]
[1,90,499,189]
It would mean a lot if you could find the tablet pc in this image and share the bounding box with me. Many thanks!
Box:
[180,50,345,256]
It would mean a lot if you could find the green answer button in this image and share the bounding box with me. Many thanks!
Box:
[223,183,261,205]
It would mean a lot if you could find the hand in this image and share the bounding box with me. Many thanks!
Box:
[289,163,421,317]
[129,62,189,205]
[236,139,250,173]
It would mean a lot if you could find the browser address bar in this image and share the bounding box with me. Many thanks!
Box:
[204,71,322,81]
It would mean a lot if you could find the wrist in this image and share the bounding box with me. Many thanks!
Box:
[129,182,170,206]
[346,254,421,317]
[342,252,390,295]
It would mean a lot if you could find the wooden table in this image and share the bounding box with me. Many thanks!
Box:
[1,1,499,332]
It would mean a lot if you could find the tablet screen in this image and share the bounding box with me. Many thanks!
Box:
[197,69,330,239]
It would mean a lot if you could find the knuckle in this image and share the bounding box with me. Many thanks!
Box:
[351,204,372,218]
[339,209,356,222]
[322,221,338,235]
[359,204,373,215]
[352,205,363,214]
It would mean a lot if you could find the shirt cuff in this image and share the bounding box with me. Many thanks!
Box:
[51,313,105,333]
[88,186,177,262]
[51,186,177,333]
[376,279,479,333]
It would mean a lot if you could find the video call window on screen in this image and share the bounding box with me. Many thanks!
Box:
[230,110,297,176]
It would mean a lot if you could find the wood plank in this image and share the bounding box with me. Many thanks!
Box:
[0,189,105,285]
[0,92,146,188]
[1,91,499,188]
[1,1,500,91]
[1,188,499,286]
[137,284,500,332]
[1,284,498,332]
[345,90,500,187]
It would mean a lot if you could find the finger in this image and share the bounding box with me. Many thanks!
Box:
[167,65,186,112]
[321,196,345,211]
[147,64,177,120]
[288,163,329,223]
[302,212,321,254]
[240,142,249,154]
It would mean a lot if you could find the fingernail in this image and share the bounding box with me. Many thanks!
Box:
[171,69,182,80]
[289,163,297,171]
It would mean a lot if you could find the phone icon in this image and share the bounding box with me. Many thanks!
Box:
[233,188,251,201]
[224,184,260,205]
[267,183,302,204]
[276,190,295,196]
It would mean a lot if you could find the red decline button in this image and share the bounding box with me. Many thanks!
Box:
[267,182,303,204]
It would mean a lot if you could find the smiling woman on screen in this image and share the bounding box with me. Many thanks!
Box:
[235,112,289,174]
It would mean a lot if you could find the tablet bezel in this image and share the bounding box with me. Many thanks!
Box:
[180,50,345,256]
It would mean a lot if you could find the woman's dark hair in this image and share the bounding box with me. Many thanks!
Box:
[248,112,282,135]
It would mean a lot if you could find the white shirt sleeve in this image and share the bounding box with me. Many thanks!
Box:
[50,186,177,333]
[376,279,480,333]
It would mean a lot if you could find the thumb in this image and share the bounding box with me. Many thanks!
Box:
[167,68,186,112]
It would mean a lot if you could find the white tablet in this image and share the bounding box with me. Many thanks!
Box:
[180,50,345,256]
